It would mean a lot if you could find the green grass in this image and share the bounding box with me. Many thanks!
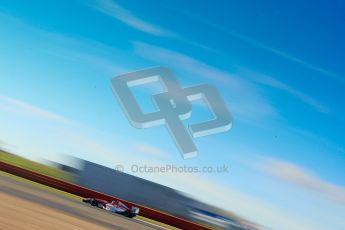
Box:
[0,150,74,181]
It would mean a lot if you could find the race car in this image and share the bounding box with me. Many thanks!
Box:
[82,198,140,218]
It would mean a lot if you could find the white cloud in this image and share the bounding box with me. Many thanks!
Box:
[133,41,278,121]
[175,10,344,84]
[0,12,129,78]
[246,71,329,113]
[0,95,69,123]
[47,48,127,75]
[133,41,239,86]
[133,143,172,160]
[90,0,175,37]
[258,157,345,206]
[252,41,344,84]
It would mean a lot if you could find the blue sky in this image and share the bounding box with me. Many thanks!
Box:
[0,0,344,229]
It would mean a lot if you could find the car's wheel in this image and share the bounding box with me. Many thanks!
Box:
[91,200,98,206]
[123,211,135,218]
[128,213,135,218]
[123,211,130,217]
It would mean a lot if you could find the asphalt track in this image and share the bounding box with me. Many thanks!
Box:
[0,173,170,230]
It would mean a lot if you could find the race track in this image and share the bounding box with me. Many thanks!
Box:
[0,173,168,230]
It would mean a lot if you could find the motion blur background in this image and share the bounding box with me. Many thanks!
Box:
[0,1,344,229]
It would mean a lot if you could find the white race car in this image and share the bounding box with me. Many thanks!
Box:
[82,198,140,218]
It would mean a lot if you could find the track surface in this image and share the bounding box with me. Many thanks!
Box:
[0,173,167,230]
